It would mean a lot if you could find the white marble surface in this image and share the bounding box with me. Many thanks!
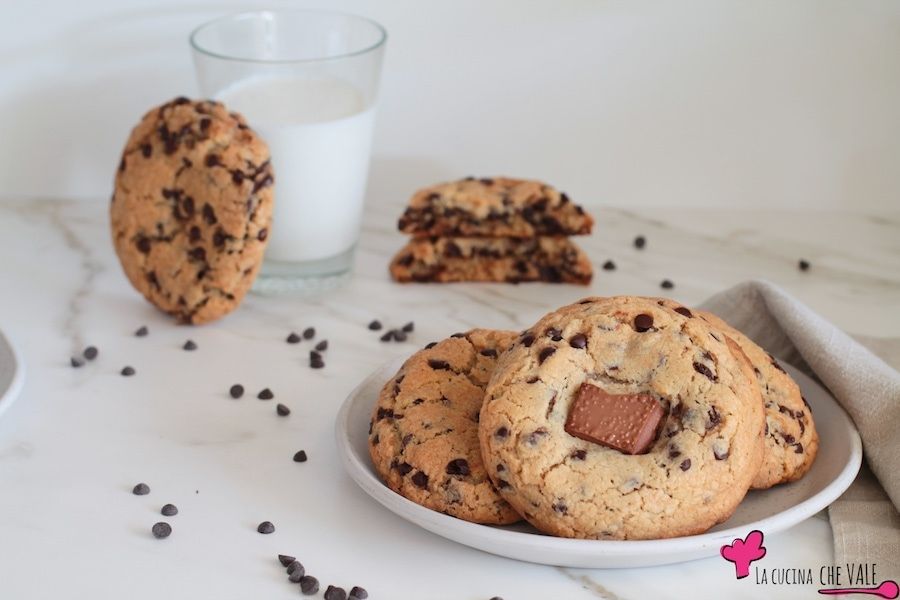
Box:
[0,197,897,599]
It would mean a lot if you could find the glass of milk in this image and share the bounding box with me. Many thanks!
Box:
[191,10,386,291]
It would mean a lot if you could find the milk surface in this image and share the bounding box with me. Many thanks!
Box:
[218,76,375,262]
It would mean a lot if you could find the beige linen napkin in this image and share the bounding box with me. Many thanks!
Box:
[700,280,900,576]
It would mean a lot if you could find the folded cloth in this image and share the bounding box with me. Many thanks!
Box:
[700,280,900,574]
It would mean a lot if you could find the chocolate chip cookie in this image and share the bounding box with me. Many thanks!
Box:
[111,97,274,324]
[695,310,818,489]
[397,177,593,238]
[368,329,521,524]
[479,297,765,540]
[389,237,593,284]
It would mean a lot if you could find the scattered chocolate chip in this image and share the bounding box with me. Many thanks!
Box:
[286,332,301,344]
[349,586,368,599]
[680,459,692,471]
[602,260,616,271]
[380,330,394,342]
[692,362,717,381]
[634,314,654,332]
[288,567,305,583]
[183,340,197,351]
[538,347,556,364]
[446,458,470,476]
[401,322,415,333]
[569,333,587,349]
[132,483,150,495]
[660,279,674,289]
[324,585,347,600]
[83,346,98,360]
[229,384,244,399]
[495,427,509,439]
[134,325,149,337]
[121,366,136,377]
[315,340,328,351]
[634,235,646,249]
[276,403,290,416]
[411,471,429,488]
[368,320,382,331]
[257,388,274,400]
[277,554,295,567]
[161,504,178,516]
[303,327,315,340]
[287,560,304,576]
[300,576,320,595]
[257,521,275,534]
[674,306,692,318]
[428,359,450,370]
[293,450,308,463]
[71,357,84,368]
[310,354,325,369]
[799,259,810,271]
[151,522,172,539]
[393,329,408,342]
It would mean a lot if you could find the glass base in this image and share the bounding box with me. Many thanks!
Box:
[253,246,355,295]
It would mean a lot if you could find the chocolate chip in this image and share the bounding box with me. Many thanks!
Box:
[310,354,325,369]
[480,177,494,185]
[411,471,429,488]
[707,406,721,429]
[538,347,556,364]
[161,503,178,516]
[495,427,509,439]
[668,445,681,459]
[368,320,382,331]
[293,450,308,463]
[134,325,149,337]
[395,462,412,476]
[634,314,654,332]
[151,522,172,539]
[569,333,587,349]
[136,237,151,253]
[199,117,211,131]
[183,340,197,351]
[660,279,674,289]
[451,332,466,338]
[570,449,587,460]
[674,306,693,318]
[349,586,368,599]
[121,366,136,377]
[276,403,290,416]
[521,333,535,347]
[634,235,646,249]
[82,346,98,361]
[300,576,320,595]
[446,458,470,476]
[401,321,415,332]
[782,433,796,444]
[424,341,437,349]
[257,388,274,400]
[257,521,275,534]
[302,327,315,339]
[189,247,206,261]
[380,330,394,342]
[278,554,296,567]
[480,348,498,357]
[693,362,717,381]
[141,143,152,158]
[602,260,616,271]
[795,443,804,454]
[132,483,150,495]
[288,564,306,582]
[229,384,244,399]
[232,170,245,185]
[393,329,408,342]
[680,459,691,471]
[552,502,568,514]
[324,586,347,600]
[257,228,268,241]
[428,359,450,370]
[286,332,301,344]
[202,204,217,225]
[71,357,83,368]
[799,259,810,271]
[287,560,304,575]
[314,340,328,352]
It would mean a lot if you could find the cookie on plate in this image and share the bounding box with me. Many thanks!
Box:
[694,310,818,489]
[111,97,274,324]
[397,177,593,238]
[479,296,765,540]
[368,329,521,524]
[389,237,593,284]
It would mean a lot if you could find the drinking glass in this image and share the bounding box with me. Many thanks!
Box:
[191,9,387,292]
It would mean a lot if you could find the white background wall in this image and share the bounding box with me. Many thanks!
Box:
[1,0,898,209]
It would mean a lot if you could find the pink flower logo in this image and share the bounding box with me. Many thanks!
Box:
[720,529,766,579]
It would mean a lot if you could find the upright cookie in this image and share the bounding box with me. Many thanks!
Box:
[398,177,593,238]
[390,237,593,284]
[368,329,521,525]
[695,310,818,489]
[111,97,274,324]
[479,297,765,540]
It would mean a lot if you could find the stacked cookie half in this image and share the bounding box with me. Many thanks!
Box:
[390,177,594,284]
[369,296,818,539]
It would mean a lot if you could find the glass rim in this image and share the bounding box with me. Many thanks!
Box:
[189,8,387,65]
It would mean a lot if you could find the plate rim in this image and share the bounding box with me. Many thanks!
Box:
[0,327,25,420]
[335,355,862,561]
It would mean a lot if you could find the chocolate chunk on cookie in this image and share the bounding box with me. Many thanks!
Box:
[479,296,765,540]
[111,97,274,324]
[369,329,522,524]
[389,237,593,284]
[398,177,593,238]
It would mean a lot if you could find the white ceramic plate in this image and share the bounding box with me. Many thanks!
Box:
[0,328,25,420]
[335,357,861,568]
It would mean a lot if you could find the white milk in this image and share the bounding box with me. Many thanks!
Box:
[217,76,376,262]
